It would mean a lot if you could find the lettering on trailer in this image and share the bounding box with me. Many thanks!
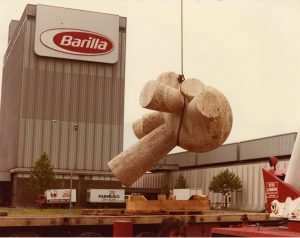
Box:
[40,29,114,56]
[61,191,70,198]
[47,199,69,203]
[98,191,120,200]
[266,182,278,199]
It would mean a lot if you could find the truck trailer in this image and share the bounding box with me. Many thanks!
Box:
[44,189,76,206]
[86,189,125,208]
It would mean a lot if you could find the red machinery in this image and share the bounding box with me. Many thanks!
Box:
[211,158,300,236]
[262,157,300,213]
[211,133,300,236]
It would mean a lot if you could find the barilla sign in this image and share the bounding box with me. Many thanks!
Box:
[35,5,119,63]
[40,29,114,56]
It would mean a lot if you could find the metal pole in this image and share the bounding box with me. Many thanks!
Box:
[52,120,77,212]
[70,124,78,212]
[69,169,73,212]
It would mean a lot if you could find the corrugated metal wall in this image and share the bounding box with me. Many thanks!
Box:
[162,133,295,168]
[195,143,238,165]
[163,152,189,167]
[0,172,11,181]
[132,133,296,211]
[0,14,26,173]
[163,143,238,167]
[8,20,19,43]
[239,133,296,160]
[132,160,290,211]
[133,172,167,188]
[0,5,126,174]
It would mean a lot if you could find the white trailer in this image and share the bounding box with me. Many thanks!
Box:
[172,188,204,200]
[87,189,125,204]
[45,189,76,204]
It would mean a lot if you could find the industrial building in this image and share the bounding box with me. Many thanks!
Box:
[0,4,295,210]
[134,132,295,211]
[0,4,127,206]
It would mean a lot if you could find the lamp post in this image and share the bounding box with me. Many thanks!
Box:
[69,168,73,211]
[69,160,78,212]
[52,120,78,212]
[69,124,78,212]
[69,169,73,211]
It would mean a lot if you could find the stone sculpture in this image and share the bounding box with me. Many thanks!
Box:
[108,72,233,186]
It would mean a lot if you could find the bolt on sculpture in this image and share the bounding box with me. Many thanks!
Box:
[108,72,233,186]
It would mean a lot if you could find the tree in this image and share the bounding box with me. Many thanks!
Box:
[28,152,56,195]
[161,183,171,197]
[209,169,242,208]
[174,174,188,189]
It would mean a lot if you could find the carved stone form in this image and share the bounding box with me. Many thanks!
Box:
[108,72,233,186]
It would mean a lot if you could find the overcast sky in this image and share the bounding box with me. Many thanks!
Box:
[1,0,300,153]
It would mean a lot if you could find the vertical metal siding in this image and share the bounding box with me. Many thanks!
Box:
[25,4,36,17]
[58,121,66,169]
[0,172,10,181]
[135,160,289,211]
[164,152,188,167]
[163,144,238,168]
[187,152,197,166]
[1,5,126,175]
[84,64,97,171]
[85,123,94,170]
[93,65,104,171]
[8,20,19,43]
[132,172,167,189]
[118,18,126,154]
[229,165,241,209]
[102,64,113,170]
[21,19,36,167]
[0,17,26,171]
[4,6,27,61]
[196,143,238,165]
[50,121,58,168]
[163,136,291,168]
[240,133,296,160]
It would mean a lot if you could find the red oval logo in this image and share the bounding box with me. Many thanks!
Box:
[46,30,114,55]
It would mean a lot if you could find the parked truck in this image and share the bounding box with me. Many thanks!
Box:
[44,189,76,207]
[86,189,125,208]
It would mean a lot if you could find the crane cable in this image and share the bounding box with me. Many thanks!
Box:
[178,0,185,83]
[181,0,184,78]
[176,0,186,146]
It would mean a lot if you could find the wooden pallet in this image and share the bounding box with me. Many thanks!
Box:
[126,195,210,213]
